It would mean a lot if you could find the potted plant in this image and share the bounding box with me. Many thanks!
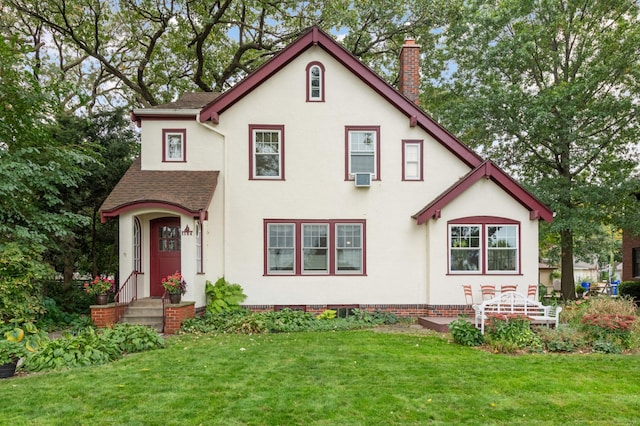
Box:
[0,339,26,378]
[1,323,43,378]
[84,276,115,304]
[162,272,187,304]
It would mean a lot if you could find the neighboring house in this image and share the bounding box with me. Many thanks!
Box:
[100,26,552,316]
[572,260,600,284]
[623,230,640,282]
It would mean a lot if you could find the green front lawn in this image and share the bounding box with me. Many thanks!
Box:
[2,330,639,425]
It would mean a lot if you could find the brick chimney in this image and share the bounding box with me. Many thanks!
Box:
[399,38,421,105]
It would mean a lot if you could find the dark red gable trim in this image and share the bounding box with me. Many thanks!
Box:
[413,160,553,224]
[101,201,207,223]
[198,26,483,168]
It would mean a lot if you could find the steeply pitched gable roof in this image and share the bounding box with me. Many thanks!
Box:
[412,160,553,224]
[100,157,219,222]
[199,26,484,168]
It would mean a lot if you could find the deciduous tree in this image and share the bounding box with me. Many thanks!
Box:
[423,0,640,299]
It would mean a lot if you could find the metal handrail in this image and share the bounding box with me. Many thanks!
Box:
[161,290,169,333]
[114,271,139,306]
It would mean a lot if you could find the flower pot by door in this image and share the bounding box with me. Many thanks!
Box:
[0,361,18,379]
[169,294,182,304]
[96,294,109,305]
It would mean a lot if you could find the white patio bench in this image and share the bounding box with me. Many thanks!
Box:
[473,291,562,334]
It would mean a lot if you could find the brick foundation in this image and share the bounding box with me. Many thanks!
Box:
[164,302,195,334]
[91,303,127,328]
[243,304,475,318]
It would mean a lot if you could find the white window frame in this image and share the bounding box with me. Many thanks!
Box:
[302,223,329,274]
[195,221,203,274]
[448,220,520,275]
[267,223,296,274]
[402,140,423,181]
[250,125,284,180]
[335,223,363,274]
[163,129,186,162]
[449,224,482,274]
[486,225,518,273]
[133,217,142,273]
[265,220,366,276]
[346,126,380,180]
[306,62,324,102]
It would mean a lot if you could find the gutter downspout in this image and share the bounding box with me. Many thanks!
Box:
[197,113,227,278]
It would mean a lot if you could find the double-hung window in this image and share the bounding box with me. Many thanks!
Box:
[265,220,365,276]
[163,129,186,162]
[402,140,423,181]
[449,218,519,274]
[345,126,380,180]
[250,125,284,179]
[267,223,295,273]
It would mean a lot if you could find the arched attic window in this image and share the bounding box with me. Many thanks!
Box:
[306,62,325,102]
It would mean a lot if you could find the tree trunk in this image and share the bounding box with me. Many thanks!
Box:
[560,229,576,300]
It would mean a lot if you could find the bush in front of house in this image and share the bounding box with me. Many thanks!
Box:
[180,307,400,335]
[449,317,484,347]
[21,324,164,372]
[619,281,640,305]
[484,314,542,353]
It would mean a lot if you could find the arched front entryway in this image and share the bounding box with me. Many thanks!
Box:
[150,217,181,297]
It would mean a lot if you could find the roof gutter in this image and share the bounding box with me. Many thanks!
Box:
[131,108,202,127]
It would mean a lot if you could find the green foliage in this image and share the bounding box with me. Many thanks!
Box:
[0,244,53,322]
[23,328,119,372]
[205,277,247,314]
[100,324,164,354]
[181,308,400,335]
[42,280,93,315]
[0,338,25,364]
[485,315,541,353]
[22,324,163,372]
[425,0,640,299]
[619,281,640,305]
[3,0,440,110]
[317,310,337,320]
[535,326,588,353]
[448,317,484,347]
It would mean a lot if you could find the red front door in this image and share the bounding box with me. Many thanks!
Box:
[150,218,181,297]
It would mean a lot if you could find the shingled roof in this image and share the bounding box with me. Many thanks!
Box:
[100,157,219,222]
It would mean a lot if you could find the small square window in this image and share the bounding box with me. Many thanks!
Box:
[163,129,186,162]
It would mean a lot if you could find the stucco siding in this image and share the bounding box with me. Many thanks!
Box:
[425,178,540,305]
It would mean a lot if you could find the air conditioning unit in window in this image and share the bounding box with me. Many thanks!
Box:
[354,173,372,188]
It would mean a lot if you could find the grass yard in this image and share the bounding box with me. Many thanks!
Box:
[1,329,640,425]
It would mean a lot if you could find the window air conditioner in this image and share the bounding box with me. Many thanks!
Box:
[354,173,372,188]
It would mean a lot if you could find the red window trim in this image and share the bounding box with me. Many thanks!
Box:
[263,219,366,276]
[447,216,521,275]
[402,139,424,181]
[344,125,381,181]
[162,129,187,163]
[306,61,325,102]
[249,124,285,180]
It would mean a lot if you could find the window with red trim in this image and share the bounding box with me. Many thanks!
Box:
[249,125,285,180]
[448,217,520,274]
[265,219,366,276]
[306,62,325,102]
[345,126,380,180]
[402,140,423,181]
[163,129,186,162]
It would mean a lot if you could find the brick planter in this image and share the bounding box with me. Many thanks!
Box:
[164,301,195,334]
[91,303,126,328]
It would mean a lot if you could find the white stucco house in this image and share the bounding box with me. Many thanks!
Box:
[100,26,552,318]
